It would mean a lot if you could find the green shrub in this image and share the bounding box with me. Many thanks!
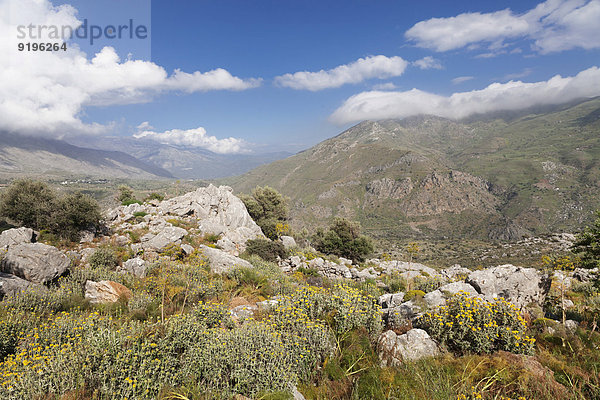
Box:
[572,210,600,269]
[88,248,118,270]
[417,292,535,355]
[0,180,101,241]
[144,192,165,202]
[403,289,426,301]
[245,238,288,262]
[312,217,374,263]
[239,186,289,240]
[0,179,55,230]
[121,198,142,206]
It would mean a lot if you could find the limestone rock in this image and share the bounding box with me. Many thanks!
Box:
[0,272,40,298]
[466,264,550,308]
[378,329,440,366]
[1,243,70,284]
[141,226,188,251]
[230,304,257,321]
[118,257,147,278]
[199,245,253,274]
[378,292,405,309]
[158,184,264,254]
[85,280,132,304]
[280,235,297,249]
[0,227,34,250]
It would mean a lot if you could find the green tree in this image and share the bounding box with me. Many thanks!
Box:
[117,185,136,205]
[0,179,55,230]
[572,210,600,269]
[51,192,102,241]
[312,217,374,263]
[239,186,289,240]
[0,179,102,242]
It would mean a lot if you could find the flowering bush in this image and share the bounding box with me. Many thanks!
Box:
[417,292,535,355]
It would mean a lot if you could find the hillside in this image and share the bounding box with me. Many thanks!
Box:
[66,136,292,179]
[0,133,174,180]
[226,98,600,242]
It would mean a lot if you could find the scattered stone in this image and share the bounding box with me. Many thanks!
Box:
[378,292,405,309]
[85,280,132,304]
[181,243,194,255]
[79,230,95,243]
[440,264,471,280]
[118,257,147,278]
[114,235,130,246]
[378,329,440,366]
[438,281,478,297]
[466,264,550,308]
[1,243,70,284]
[0,227,34,250]
[199,245,253,274]
[292,386,306,400]
[280,235,297,249]
[564,319,578,333]
[256,299,279,311]
[230,304,257,321]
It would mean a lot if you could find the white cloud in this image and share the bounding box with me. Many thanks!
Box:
[413,56,443,70]
[0,0,261,137]
[274,55,408,91]
[451,76,475,85]
[134,125,249,154]
[405,0,600,54]
[330,66,600,124]
[372,82,398,90]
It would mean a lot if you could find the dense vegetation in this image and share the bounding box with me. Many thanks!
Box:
[0,179,102,241]
[240,186,289,240]
[312,217,374,263]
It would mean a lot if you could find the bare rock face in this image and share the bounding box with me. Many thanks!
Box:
[466,264,551,308]
[365,177,413,200]
[158,184,264,255]
[378,329,440,366]
[199,245,253,274]
[85,280,132,304]
[1,243,70,284]
[0,272,41,299]
[140,226,188,251]
[0,227,35,250]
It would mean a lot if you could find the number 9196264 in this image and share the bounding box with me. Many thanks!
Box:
[18,42,67,51]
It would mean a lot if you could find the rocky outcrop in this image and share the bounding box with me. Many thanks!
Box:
[85,280,132,304]
[378,329,440,366]
[365,177,413,200]
[466,264,550,308]
[159,185,264,254]
[141,226,188,251]
[0,272,40,299]
[199,245,253,274]
[1,243,70,284]
[403,170,497,217]
[0,227,35,250]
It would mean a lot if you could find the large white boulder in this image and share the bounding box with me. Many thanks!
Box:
[466,264,550,308]
[0,227,34,250]
[158,185,264,255]
[1,243,70,284]
[378,329,440,366]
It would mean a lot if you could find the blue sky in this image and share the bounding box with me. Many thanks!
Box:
[2,0,600,153]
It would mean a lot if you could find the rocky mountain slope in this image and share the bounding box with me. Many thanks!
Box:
[226,98,600,242]
[0,132,173,179]
[66,136,292,179]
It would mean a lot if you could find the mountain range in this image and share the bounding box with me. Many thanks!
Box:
[0,133,290,180]
[225,98,600,242]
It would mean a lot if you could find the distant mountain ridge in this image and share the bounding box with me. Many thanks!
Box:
[225,98,600,242]
[65,136,292,179]
[0,133,173,179]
